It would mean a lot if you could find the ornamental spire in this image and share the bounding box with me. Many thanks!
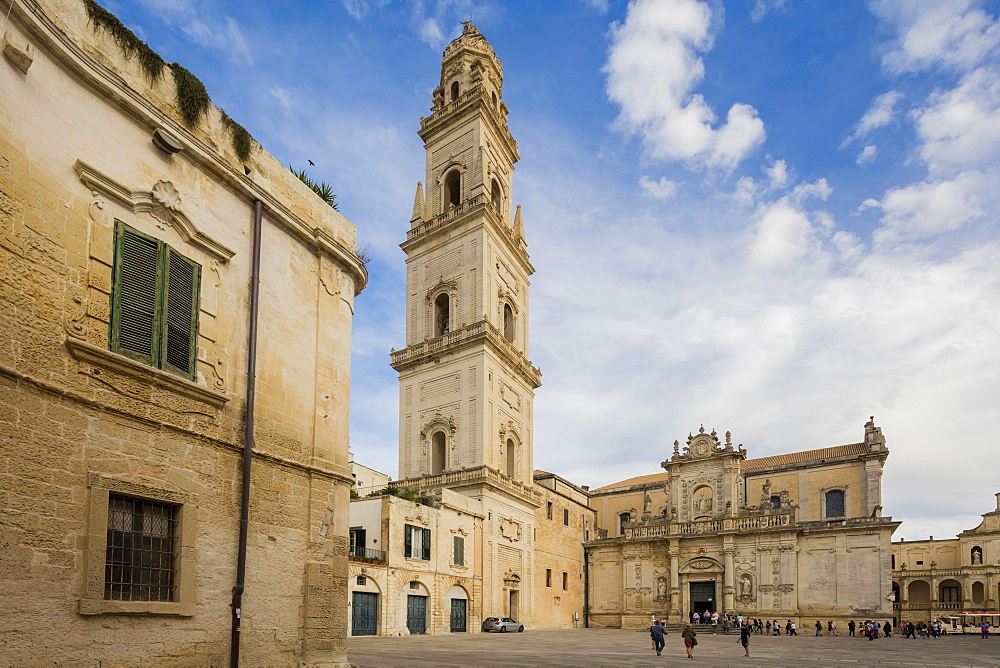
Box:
[411,181,425,225]
[513,204,524,243]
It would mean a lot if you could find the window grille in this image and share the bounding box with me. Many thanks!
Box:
[357,576,366,586]
[105,494,178,601]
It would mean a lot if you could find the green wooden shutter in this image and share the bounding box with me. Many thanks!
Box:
[404,525,413,558]
[422,528,431,560]
[454,536,464,565]
[163,248,200,378]
[111,222,161,365]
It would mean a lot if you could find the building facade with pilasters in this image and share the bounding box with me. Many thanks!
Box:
[586,419,899,628]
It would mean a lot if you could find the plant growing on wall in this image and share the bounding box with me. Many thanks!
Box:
[82,1,258,162]
[290,166,339,210]
[83,0,164,82]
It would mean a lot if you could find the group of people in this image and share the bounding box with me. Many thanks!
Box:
[648,617,700,658]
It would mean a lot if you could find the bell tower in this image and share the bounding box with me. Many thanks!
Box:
[391,23,541,490]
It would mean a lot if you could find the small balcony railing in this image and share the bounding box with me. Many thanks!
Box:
[349,545,387,564]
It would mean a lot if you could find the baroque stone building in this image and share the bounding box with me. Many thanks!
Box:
[0,1,365,664]
[892,494,1000,624]
[347,24,594,636]
[585,420,899,628]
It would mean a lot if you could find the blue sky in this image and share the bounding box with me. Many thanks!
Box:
[108,0,1000,540]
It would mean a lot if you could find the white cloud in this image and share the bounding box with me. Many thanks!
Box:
[581,0,611,14]
[604,0,766,170]
[269,87,295,117]
[136,0,253,64]
[763,159,789,189]
[341,0,391,20]
[832,230,864,262]
[639,176,679,199]
[749,200,821,268]
[873,172,987,244]
[842,90,902,148]
[750,0,788,24]
[914,67,1000,172]
[418,18,445,47]
[856,144,878,165]
[873,0,1000,73]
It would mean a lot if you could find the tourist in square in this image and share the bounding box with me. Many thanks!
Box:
[711,611,719,634]
[981,621,991,639]
[650,619,666,656]
[740,623,752,657]
[773,619,781,635]
[815,620,823,636]
[682,624,698,658]
[848,619,856,636]
[692,610,701,624]
[829,620,837,636]
[883,621,891,638]
[723,617,732,634]
[789,620,798,635]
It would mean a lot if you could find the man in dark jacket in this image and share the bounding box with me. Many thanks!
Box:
[650,620,666,656]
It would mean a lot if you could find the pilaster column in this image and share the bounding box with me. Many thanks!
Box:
[723,544,736,613]
[669,541,681,619]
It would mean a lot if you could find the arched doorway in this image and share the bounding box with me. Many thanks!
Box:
[350,575,381,636]
[504,572,521,620]
[447,584,469,632]
[679,557,724,617]
[404,580,430,634]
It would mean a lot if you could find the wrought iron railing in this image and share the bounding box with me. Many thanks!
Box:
[349,545,387,564]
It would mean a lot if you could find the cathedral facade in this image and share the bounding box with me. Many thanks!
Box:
[585,420,899,628]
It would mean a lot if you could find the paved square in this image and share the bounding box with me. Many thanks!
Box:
[348,628,1000,667]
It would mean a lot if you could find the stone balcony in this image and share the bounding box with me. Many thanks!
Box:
[390,319,542,388]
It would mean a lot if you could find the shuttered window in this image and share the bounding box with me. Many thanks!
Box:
[110,221,200,379]
[453,536,464,566]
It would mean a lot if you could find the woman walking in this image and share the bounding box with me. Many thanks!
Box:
[740,624,751,657]
[682,624,698,659]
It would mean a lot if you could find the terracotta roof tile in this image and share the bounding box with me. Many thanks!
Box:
[741,443,866,471]
[593,443,869,491]
[592,471,670,492]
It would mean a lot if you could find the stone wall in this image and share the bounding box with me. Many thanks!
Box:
[0,0,364,664]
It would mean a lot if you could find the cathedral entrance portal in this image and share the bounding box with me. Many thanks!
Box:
[689,581,716,615]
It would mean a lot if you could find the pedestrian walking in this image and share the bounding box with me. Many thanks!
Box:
[740,624,751,657]
[848,620,856,636]
[884,621,891,638]
[650,619,666,656]
[789,621,798,636]
[981,622,991,639]
[682,624,698,659]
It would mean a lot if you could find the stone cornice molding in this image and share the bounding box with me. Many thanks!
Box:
[12,0,366,293]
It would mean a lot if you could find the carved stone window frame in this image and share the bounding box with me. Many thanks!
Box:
[80,473,197,616]
[820,486,849,520]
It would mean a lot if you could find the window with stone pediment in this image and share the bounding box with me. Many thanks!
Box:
[110,221,200,380]
[505,437,516,477]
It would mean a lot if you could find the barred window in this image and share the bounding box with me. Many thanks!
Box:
[105,494,178,601]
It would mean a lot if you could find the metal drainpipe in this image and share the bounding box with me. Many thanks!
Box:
[583,551,590,628]
[231,199,263,667]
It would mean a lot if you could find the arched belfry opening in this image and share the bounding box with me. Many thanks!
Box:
[503,303,514,342]
[434,293,450,336]
[491,91,498,109]
[505,438,515,478]
[491,180,502,218]
[445,170,461,208]
[450,81,460,102]
[431,431,446,474]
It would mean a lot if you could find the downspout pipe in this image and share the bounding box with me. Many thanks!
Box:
[231,199,263,667]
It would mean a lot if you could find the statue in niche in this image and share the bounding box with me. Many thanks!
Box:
[692,486,713,515]
[972,546,983,565]
[643,493,652,514]
[657,577,667,599]
[740,573,753,597]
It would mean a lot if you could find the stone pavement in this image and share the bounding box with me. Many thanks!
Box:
[348,628,1000,667]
